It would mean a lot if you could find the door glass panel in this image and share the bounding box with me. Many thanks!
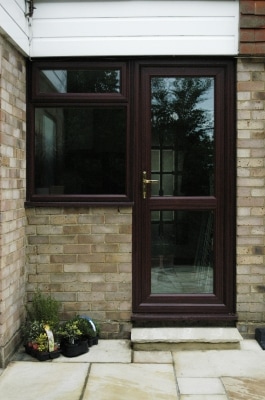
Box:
[151,210,214,294]
[150,76,215,294]
[151,77,214,196]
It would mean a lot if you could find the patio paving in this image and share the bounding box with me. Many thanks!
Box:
[0,339,264,399]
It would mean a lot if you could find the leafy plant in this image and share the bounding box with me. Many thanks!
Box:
[21,320,44,344]
[22,322,59,352]
[22,290,61,352]
[58,316,100,344]
[58,318,83,344]
[26,290,61,330]
[75,316,97,338]
[34,333,49,352]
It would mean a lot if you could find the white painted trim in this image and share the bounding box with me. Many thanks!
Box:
[30,0,239,57]
[31,36,237,57]
[0,0,29,55]
[0,1,239,57]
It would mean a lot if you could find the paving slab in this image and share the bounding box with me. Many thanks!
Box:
[180,396,228,400]
[133,350,172,363]
[173,345,265,378]
[239,339,261,351]
[0,361,89,400]
[222,377,265,400]
[4,339,265,400]
[53,339,132,363]
[83,363,178,400]
[177,378,226,395]
[12,340,132,364]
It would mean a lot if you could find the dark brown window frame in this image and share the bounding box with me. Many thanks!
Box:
[26,59,132,206]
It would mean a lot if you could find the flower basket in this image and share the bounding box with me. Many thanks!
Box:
[24,343,60,361]
[60,339,89,357]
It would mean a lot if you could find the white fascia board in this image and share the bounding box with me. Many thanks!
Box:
[0,1,29,55]
[31,36,238,57]
[30,0,239,57]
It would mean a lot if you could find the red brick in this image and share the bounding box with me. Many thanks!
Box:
[255,28,265,41]
[255,1,265,15]
[239,41,265,55]
[240,43,258,54]
[240,0,255,15]
[254,42,265,53]
[240,29,255,42]
[240,15,265,28]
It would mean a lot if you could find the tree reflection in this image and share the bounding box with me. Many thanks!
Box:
[67,70,120,93]
[151,77,214,196]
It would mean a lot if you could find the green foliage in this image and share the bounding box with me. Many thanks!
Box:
[58,317,83,344]
[75,316,97,338]
[21,320,45,344]
[22,291,61,349]
[26,290,61,329]
[58,316,99,344]
[34,333,49,352]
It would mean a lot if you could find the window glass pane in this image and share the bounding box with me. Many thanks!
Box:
[151,210,214,294]
[35,107,126,195]
[39,69,121,93]
[151,77,214,196]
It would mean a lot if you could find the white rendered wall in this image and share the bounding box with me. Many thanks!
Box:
[0,0,29,55]
[30,0,239,57]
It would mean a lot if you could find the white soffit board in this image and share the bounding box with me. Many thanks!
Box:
[0,0,29,55]
[31,0,239,57]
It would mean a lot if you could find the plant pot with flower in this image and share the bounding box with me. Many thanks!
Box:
[21,290,61,361]
[24,323,61,361]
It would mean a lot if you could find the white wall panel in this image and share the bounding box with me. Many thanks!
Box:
[34,18,236,38]
[31,0,239,57]
[0,0,29,54]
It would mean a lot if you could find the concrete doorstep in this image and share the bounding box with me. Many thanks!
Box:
[131,327,243,350]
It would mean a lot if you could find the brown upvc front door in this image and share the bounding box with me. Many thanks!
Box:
[132,58,236,322]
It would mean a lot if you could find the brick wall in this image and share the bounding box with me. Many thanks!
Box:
[240,0,265,54]
[237,58,265,337]
[0,36,26,367]
[25,207,132,339]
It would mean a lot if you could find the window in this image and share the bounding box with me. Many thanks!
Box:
[27,61,131,205]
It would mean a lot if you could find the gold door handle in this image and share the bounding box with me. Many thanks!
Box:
[142,171,158,199]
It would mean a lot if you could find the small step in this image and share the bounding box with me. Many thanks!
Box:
[131,327,243,351]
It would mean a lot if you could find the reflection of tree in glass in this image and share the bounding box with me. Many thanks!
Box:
[151,77,214,196]
[67,70,120,93]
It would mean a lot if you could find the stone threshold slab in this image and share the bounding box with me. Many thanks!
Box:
[131,327,243,350]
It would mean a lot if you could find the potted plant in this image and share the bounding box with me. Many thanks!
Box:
[21,290,61,361]
[58,316,89,357]
[78,316,100,346]
[25,289,61,328]
[23,321,60,361]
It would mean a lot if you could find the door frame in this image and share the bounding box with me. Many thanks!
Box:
[132,58,237,323]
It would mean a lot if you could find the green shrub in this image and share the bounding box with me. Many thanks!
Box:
[26,290,61,329]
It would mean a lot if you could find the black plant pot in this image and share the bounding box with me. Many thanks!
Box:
[24,344,61,361]
[61,339,89,357]
[80,333,99,347]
